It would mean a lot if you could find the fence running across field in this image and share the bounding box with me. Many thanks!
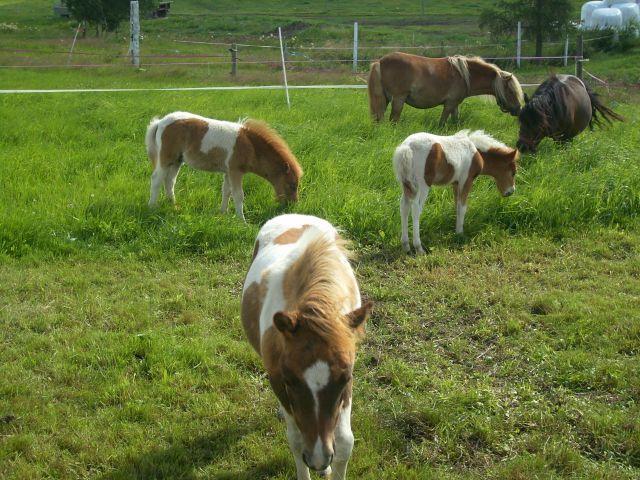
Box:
[0,18,615,73]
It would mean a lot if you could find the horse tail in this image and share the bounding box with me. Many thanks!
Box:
[586,87,624,128]
[368,61,387,122]
[393,145,417,198]
[145,116,161,166]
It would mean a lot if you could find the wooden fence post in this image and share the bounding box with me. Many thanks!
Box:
[229,43,237,76]
[130,1,140,68]
[563,35,569,67]
[516,21,522,68]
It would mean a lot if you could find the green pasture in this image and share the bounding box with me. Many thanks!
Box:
[1,85,639,479]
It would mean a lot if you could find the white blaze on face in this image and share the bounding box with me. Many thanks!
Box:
[303,360,330,416]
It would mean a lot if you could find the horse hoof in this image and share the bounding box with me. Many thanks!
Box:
[415,246,425,255]
[318,466,332,477]
[401,242,410,253]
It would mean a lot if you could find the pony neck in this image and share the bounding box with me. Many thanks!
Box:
[467,60,498,96]
[478,149,511,178]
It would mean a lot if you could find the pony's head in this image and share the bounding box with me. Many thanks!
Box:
[494,70,524,116]
[241,120,303,203]
[467,130,519,197]
[516,94,547,153]
[272,302,372,472]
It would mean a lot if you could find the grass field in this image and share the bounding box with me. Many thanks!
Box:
[1,1,640,479]
[1,82,639,479]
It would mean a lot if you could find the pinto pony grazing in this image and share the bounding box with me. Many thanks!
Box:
[393,130,519,254]
[368,52,524,125]
[145,112,302,221]
[242,214,372,480]
[517,74,624,153]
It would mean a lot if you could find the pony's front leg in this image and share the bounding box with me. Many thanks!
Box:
[331,403,354,480]
[439,101,458,126]
[456,183,470,235]
[220,173,231,214]
[411,187,429,254]
[400,192,411,253]
[283,411,312,480]
[228,170,246,222]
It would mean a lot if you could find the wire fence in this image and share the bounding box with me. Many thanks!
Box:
[0,22,618,80]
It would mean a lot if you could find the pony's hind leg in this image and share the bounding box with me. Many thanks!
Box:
[411,187,429,254]
[400,192,411,253]
[220,173,231,214]
[163,163,181,204]
[149,166,167,207]
[389,95,407,123]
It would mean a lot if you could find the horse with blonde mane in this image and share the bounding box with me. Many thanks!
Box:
[145,112,302,222]
[368,52,524,125]
[241,214,372,480]
[393,130,519,254]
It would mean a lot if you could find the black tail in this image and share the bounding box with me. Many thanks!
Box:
[586,85,624,129]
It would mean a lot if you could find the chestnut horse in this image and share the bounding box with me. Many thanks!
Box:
[145,112,302,222]
[368,52,524,125]
[517,74,624,153]
[393,130,518,254]
[241,214,372,479]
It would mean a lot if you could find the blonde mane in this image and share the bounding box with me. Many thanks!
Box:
[460,129,510,152]
[285,230,357,350]
[241,119,303,179]
[448,55,524,107]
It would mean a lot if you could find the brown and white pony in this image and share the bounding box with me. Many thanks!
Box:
[145,112,303,222]
[368,52,524,125]
[393,130,519,253]
[241,214,372,479]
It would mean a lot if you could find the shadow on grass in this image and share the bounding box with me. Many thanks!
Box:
[101,424,288,480]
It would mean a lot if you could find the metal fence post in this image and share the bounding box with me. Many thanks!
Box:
[352,22,358,73]
[576,33,584,79]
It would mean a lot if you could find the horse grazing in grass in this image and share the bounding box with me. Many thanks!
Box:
[393,130,519,254]
[368,52,524,125]
[242,214,372,480]
[145,112,302,222]
[517,74,624,153]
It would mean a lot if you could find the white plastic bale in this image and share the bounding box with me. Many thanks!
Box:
[591,8,624,28]
[581,0,610,26]
[610,3,640,24]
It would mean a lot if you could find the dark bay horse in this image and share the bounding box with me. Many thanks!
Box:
[517,74,624,153]
[368,52,524,125]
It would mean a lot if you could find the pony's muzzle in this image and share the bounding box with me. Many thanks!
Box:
[503,186,515,197]
[303,449,333,472]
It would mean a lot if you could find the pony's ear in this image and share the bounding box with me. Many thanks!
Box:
[524,93,530,104]
[346,301,373,332]
[501,72,513,81]
[274,311,299,335]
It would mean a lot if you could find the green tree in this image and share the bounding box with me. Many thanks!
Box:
[480,0,573,57]
[65,0,156,34]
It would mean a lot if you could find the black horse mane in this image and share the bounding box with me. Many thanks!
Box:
[520,75,623,141]
[519,75,569,139]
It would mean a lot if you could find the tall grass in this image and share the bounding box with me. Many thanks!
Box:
[0,89,637,260]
